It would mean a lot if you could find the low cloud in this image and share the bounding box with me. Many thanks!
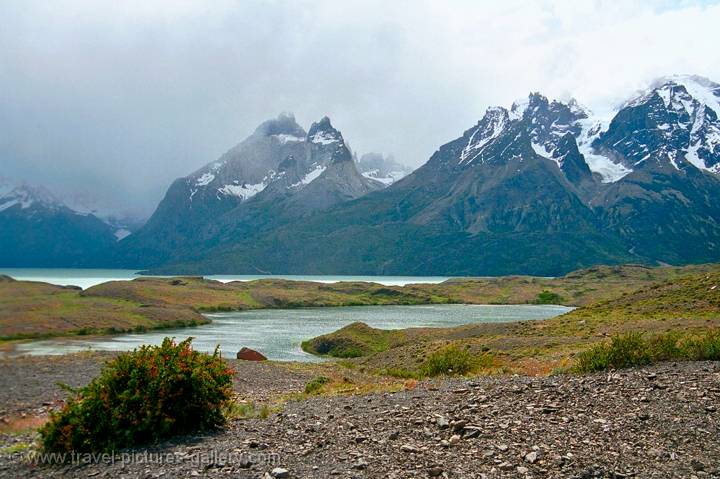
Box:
[1,0,719,217]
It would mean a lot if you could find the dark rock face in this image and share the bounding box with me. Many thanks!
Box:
[127,76,720,276]
[236,347,267,361]
[117,114,381,268]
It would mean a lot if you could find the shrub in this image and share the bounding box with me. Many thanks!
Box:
[421,345,477,377]
[683,330,720,360]
[574,330,720,373]
[304,376,331,394]
[574,332,649,373]
[40,338,234,455]
[380,367,420,379]
[535,290,565,305]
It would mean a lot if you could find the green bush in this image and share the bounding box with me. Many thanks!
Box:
[420,345,477,377]
[40,338,234,455]
[574,330,720,373]
[535,290,565,305]
[304,376,331,394]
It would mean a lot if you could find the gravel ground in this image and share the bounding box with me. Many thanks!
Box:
[1,361,719,478]
[0,354,312,419]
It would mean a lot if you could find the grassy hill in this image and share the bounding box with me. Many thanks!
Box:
[0,276,206,340]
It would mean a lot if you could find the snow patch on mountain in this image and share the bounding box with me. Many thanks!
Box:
[0,183,63,213]
[274,134,305,144]
[509,98,529,121]
[195,172,215,187]
[575,118,633,182]
[460,107,508,164]
[644,75,720,119]
[290,164,326,189]
[310,131,340,145]
[531,142,562,169]
[218,181,267,201]
[114,229,132,241]
[361,169,406,185]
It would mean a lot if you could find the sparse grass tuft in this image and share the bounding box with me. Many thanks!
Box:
[574,330,720,373]
[225,401,274,420]
[420,344,491,377]
[0,442,31,454]
[304,376,331,394]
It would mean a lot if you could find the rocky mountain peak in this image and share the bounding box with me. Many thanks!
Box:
[0,182,64,213]
[253,112,306,139]
[598,75,720,174]
[306,117,352,165]
[307,116,343,145]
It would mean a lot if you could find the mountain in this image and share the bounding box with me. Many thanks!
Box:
[118,114,382,268]
[0,179,118,267]
[139,75,720,276]
[61,192,146,241]
[357,153,413,186]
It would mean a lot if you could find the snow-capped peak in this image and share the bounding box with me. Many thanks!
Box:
[618,75,720,174]
[307,117,343,146]
[509,97,529,121]
[0,182,64,213]
[459,107,509,164]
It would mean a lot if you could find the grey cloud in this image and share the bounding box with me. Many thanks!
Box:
[1,0,719,218]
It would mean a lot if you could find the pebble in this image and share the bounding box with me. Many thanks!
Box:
[271,467,290,478]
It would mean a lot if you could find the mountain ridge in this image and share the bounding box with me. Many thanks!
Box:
[139,75,720,275]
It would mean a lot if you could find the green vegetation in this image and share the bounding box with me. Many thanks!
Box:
[574,330,720,373]
[39,338,234,455]
[304,269,720,377]
[420,344,489,377]
[301,322,405,358]
[225,401,273,420]
[535,290,564,304]
[0,442,31,454]
[0,277,207,340]
[304,376,331,394]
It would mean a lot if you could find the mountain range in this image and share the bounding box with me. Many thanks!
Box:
[4,75,720,275]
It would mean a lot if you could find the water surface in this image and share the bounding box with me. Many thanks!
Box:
[14,304,571,361]
[0,268,450,289]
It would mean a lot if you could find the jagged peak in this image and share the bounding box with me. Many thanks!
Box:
[307,116,344,146]
[253,112,306,138]
[624,74,720,119]
[509,92,551,120]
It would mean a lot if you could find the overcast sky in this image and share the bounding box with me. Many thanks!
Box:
[2,0,720,218]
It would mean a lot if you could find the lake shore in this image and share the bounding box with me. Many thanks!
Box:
[3,263,719,343]
[0,263,718,477]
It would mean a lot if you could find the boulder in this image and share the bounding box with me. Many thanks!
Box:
[236,347,267,361]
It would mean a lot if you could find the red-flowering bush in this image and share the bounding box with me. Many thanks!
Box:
[40,338,234,454]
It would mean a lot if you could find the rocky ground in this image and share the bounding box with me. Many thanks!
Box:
[0,359,718,478]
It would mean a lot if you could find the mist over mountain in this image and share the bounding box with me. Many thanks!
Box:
[0,178,119,267]
[128,75,720,276]
[4,75,720,274]
[115,114,389,269]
